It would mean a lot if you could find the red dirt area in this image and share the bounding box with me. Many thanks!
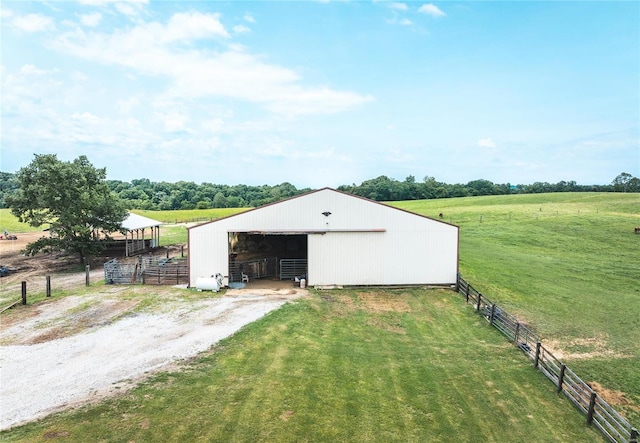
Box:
[0,232,105,304]
[0,232,182,304]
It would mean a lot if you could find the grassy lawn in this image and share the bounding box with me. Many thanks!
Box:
[0,208,249,235]
[132,208,249,224]
[1,289,604,442]
[0,209,45,233]
[392,192,640,424]
[0,208,248,247]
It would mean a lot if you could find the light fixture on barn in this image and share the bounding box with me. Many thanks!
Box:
[322,211,332,217]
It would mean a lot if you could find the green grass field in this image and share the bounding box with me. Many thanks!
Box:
[0,209,45,233]
[392,192,640,424]
[132,208,249,224]
[0,207,249,246]
[1,192,638,439]
[1,289,605,442]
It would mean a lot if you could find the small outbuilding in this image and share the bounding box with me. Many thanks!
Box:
[121,213,162,256]
[188,188,459,288]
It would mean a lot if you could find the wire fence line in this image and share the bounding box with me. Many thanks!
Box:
[456,275,638,443]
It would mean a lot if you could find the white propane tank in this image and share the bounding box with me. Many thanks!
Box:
[300,278,306,289]
[196,273,223,292]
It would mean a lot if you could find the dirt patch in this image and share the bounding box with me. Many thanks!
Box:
[43,430,70,439]
[589,381,640,413]
[280,410,295,421]
[589,382,631,407]
[4,297,141,345]
[367,316,406,334]
[0,232,185,305]
[357,291,411,313]
[544,335,626,360]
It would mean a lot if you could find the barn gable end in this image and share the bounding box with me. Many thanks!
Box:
[188,188,459,287]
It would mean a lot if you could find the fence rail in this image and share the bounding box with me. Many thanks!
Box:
[456,274,638,443]
[105,257,188,285]
[229,257,277,282]
[279,259,307,280]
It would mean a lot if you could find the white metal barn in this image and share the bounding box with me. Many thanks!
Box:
[188,188,459,288]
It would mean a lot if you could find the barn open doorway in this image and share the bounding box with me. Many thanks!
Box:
[228,232,308,284]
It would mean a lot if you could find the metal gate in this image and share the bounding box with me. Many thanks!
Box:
[229,257,278,282]
[279,259,307,280]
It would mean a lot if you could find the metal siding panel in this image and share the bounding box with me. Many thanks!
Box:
[309,233,384,286]
[188,229,228,287]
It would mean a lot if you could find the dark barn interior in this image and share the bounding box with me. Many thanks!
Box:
[228,233,308,282]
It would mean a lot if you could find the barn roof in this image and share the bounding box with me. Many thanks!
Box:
[122,213,162,231]
[189,187,458,230]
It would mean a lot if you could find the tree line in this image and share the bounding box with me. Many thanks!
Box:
[4,154,636,266]
[1,169,637,211]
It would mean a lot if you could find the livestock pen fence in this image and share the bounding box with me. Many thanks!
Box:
[104,256,188,285]
[456,275,638,443]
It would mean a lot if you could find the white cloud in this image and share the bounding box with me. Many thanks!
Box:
[117,96,140,114]
[114,3,135,16]
[20,64,57,76]
[79,12,102,27]
[70,71,89,82]
[386,16,413,27]
[72,111,103,124]
[53,13,372,117]
[418,4,446,17]
[478,137,497,148]
[389,3,408,11]
[78,0,148,6]
[202,118,225,133]
[159,111,189,133]
[0,8,13,19]
[165,12,230,40]
[233,24,251,34]
[12,13,55,32]
[243,14,256,23]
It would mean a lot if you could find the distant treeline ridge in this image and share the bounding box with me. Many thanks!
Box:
[0,172,637,210]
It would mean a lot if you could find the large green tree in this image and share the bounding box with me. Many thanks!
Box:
[611,172,639,192]
[7,154,128,264]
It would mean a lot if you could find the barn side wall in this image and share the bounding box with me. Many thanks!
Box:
[308,227,457,287]
[189,230,229,287]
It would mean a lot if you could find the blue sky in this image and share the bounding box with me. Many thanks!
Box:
[1,1,638,188]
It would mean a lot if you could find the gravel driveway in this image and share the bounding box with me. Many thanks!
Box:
[0,287,304,430]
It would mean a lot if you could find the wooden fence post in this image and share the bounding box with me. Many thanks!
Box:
[514,322,520,344]
[85,265,90,286]
[181,245,184,258]
[21,281,27,305]
[557,364,566,393]
[46,276,51,297]
[586,392,597,425]
[629,427,638,443]
[465,283,470,303]
[476,293,482,311]
[489,304,496,325]
[534,342,541,369]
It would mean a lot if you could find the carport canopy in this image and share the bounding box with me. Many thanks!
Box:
[121,213,162,256]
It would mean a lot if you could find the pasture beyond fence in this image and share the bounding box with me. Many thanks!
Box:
[456,274,638,443]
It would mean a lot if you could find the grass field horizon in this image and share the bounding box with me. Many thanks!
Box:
[392,192,640,425]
